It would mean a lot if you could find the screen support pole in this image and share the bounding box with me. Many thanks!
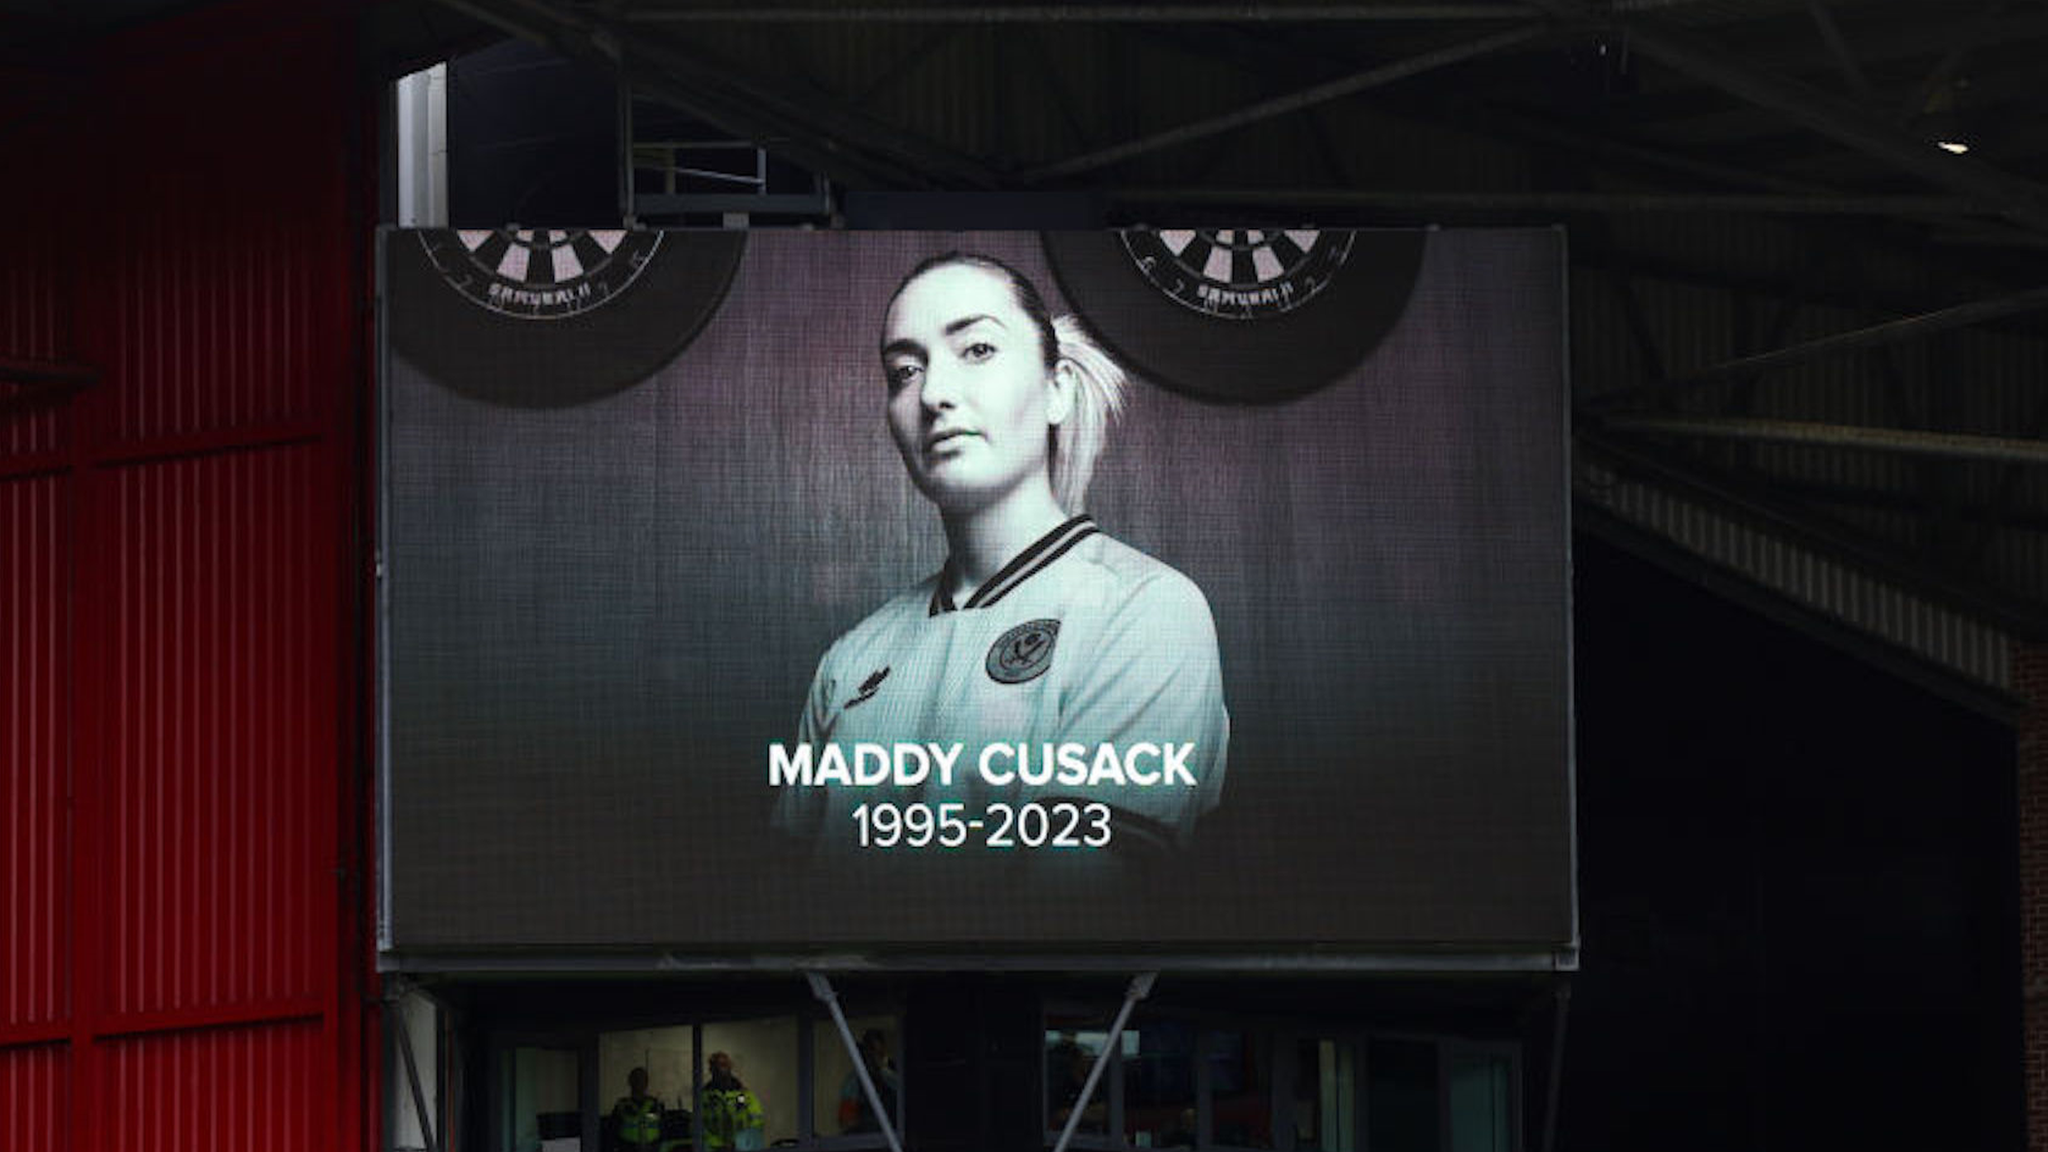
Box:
[1540,980,1571,1152]
[806,971,905,1152]
[1051,972,1157,1152]
[388,983,442,1152]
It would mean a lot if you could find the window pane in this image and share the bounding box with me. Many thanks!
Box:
[1209,1031,1273,1150]
[1293,1039,1355,1152]
[814,1015,901,1139]
[1123,1020,1196,1149]
[599,1025,694,1150]
[701,1016,798,1148]
[1447,1053,1513,1152]
[1366,1040,1439,1152]
[1046,1015,1111,1137]
[509,1047,580,1152]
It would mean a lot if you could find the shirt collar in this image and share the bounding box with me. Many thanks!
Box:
[929,514,1100,616]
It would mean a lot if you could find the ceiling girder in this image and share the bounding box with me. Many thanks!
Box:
[1586,284,2048,407]
[1579,428,2048,638]
[619,5,1537,24]
[1801,0,1871,97]
[1621,30,2048,233]
[1108,187,1981,216]
[432,0,1006,190]
[1020,24,1547,182]
[1599,414,2048,466]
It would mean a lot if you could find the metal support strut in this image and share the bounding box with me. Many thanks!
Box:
[806,972,905,1152]
[388,984,442,1152]
[1052,972,1158,1152]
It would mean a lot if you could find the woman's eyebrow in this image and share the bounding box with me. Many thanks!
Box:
[942,314,1005,337]
[880,337,926,360]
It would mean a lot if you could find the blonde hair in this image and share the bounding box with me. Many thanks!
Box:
[1048,312,1127,514]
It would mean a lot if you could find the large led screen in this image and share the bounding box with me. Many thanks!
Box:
[381,228,1573,957]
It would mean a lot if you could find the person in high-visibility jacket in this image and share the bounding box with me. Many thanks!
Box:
[698,1051,765,1151]
[610,1067,664,1152]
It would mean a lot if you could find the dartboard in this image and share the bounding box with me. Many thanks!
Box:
[390,228,745,409]
[420,228,663,320]
[1121,229,1354,320]
[1044,228,1426,404]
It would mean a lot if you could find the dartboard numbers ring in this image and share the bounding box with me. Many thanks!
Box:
[1120,229,1354,321]
[420,228,663,320]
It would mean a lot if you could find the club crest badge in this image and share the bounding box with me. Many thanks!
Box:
[987,619,1060,685]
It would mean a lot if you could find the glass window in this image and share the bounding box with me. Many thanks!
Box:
[599,1026,693,1152]
[1123,1020,1197,1149]
[508,1047,580,1152]
[1207,1031,1272,1150]
[1045,1014,1113,1139]
[1293,1039,1356,1152]
[1447,1050,1514,1152]
[1366,1039,1440,1152]
[700,1016,799,1149]
[813,1014,901,1140]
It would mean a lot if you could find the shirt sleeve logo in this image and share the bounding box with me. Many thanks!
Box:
[986,619,1061,685]
[845,666,890,709]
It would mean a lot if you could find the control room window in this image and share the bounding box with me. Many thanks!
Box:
[1207,1030,1272,1150]
[599,1025,694,1152]
[508,1046,581,1152]
[1366,1038,1440,1152]
[702,1015,800,1148]
[1445,1045,1516,1152]
[813,1013,901,1141]
[1292,1038,1356,1152]
[575,1008,900,1152]
[1123,1019,1197,1149]
[1046,1012,1115,1142]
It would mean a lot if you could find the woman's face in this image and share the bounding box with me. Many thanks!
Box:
[881,263,1063,514]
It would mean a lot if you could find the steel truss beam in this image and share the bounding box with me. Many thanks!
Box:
[1021,25,1546,181]
[1599,413,2048,466]
[1517,0,2048,234]
[1109,187,1982,215]
[431,0,1001,189]
[1574,502,2024,722]
[1579,426,2048,638]
[1586,285,2048,407]
[622,5,1536,23]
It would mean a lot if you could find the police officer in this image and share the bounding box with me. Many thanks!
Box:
[610,1067,663,1152]
[699,1052,765,1151]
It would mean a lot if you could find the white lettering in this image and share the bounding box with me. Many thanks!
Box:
[1017,744,1054,787]
[929,742,962,786]
[1056,742,1091,786]
[893,742,930,787]
[814,743,852,786]
[767,743,812,787]
[979,744,1016,785]
[854,744,891,786]
[1122,742,1159,786]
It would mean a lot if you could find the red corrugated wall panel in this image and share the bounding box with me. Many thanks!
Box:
[103,1020,322,1151]
[0,2,374,1150]
[83,17,348,452]
[0,1046,67,1152]
[1,475,69,1035]
[99,446,336,1019]
[0,131,68,462]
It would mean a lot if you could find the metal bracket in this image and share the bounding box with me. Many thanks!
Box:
[0,358,97,416]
